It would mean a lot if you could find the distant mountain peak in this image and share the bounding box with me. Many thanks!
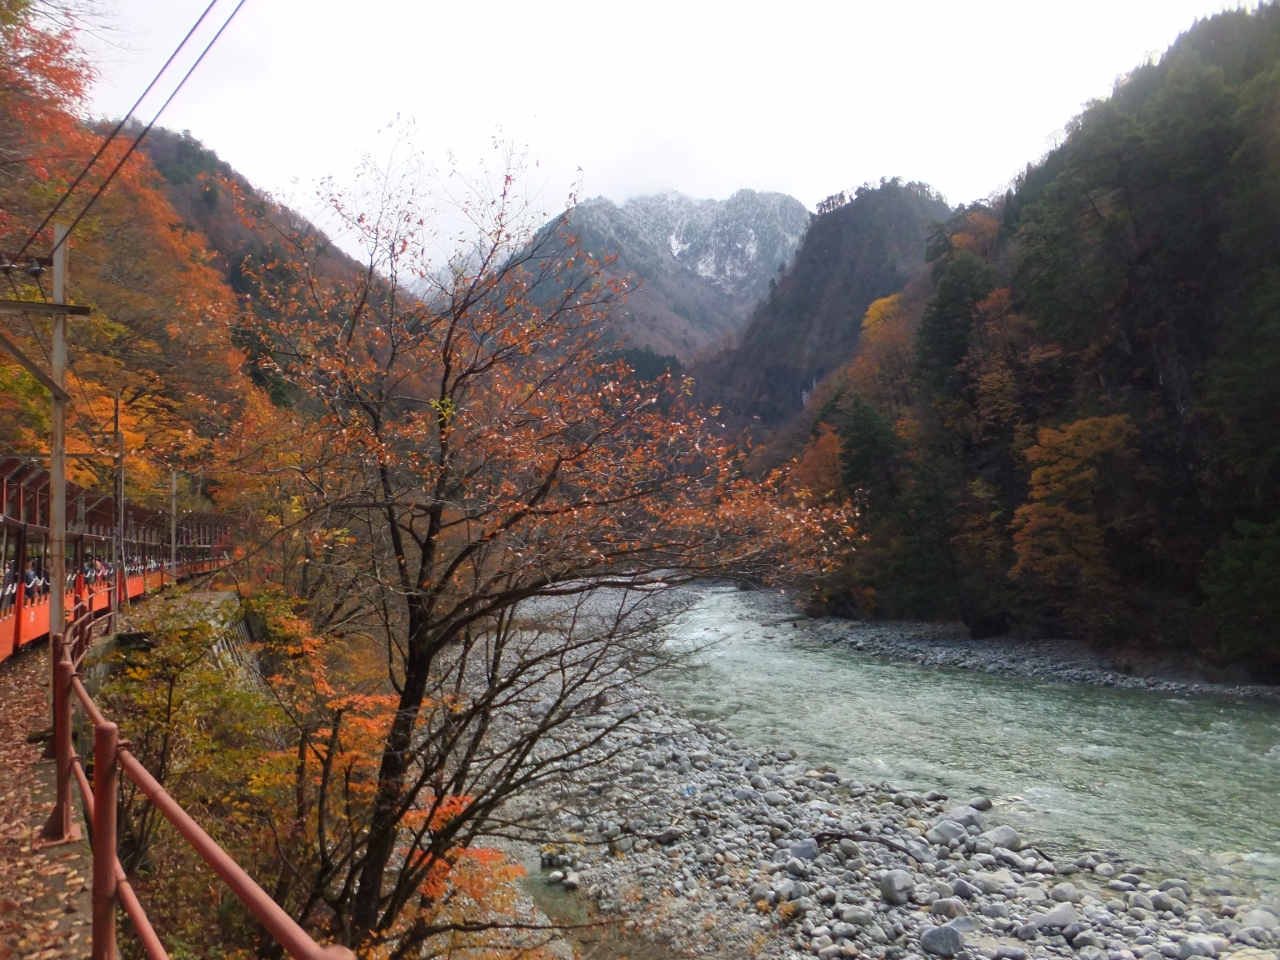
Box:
[566,189,810,358]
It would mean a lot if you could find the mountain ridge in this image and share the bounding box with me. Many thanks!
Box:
[566,188,810,360]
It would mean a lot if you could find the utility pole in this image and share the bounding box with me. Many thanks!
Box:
[49,224,68,652]
[113,391,124,618]
[170,468,177,586]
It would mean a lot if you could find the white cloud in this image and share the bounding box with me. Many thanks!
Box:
[84,0,1250,220]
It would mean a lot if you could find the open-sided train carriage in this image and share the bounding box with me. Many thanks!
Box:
[0,456,229,662]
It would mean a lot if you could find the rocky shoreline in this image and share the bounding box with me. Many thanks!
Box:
[530,681,1279,960]
[734,593,1279,701]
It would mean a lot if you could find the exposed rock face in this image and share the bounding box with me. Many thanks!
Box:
[566,189,810,360]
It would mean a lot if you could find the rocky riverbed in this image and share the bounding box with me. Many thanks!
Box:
[529,682,1279,960]
[724,594,1278,701]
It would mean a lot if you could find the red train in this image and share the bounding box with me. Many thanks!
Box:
[1,456,231,662]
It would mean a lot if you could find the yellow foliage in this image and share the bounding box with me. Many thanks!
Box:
[1010,415,1138,585]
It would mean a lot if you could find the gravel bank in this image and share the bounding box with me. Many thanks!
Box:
[530,682,1280,960]
[727,592,1279,701]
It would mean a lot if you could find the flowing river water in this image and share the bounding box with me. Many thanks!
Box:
[649,586,1280,900]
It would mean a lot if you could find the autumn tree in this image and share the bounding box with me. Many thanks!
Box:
[222,152,844,954]
[1010,416,1138,600]
[0,0,254,503]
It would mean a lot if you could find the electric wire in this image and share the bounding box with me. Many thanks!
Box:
[49,0,249,258]
[11,0,223,262]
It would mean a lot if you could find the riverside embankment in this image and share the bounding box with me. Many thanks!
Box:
[525,585,1280,960]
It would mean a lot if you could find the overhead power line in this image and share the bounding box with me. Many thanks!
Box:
[49,0,249,257]
[12,0,224,262]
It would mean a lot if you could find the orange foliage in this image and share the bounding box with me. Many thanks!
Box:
[948,209,1000,258]
[790,424,844,505]
[0,4,252,503]
[1010,415,1138,585]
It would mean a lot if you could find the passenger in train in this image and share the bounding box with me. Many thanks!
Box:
[1,561,14,613]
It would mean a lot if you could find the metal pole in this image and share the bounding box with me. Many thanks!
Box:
[114,392,124,613]
[40,637,78,844]
[170,469,177,586]
[92,721,119,960]
[50,224,68,681]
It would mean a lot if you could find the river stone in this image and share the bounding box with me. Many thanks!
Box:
[944,916,979,933]
[1150,891,1178,912]
[791,837,820,861]
[931,898,969,919]
[562,871,580,890]
[842,906,877,926]
[993,949,1027,960]
[656,827,684,845]
[1020,884,1048,903]
[921,924,966,957]
[968,796,994,811]
[1241,910,1279,931]
[1176,937,1219,959]
[764,790,788,806]
[939,805,987,831]
[951,878,978,900]
[976,871,1011,895]
[926,820,969,846]
[832,921,858,940]
[1051,882,1081,903]
[1078,947,1107,960]
[981,825,1022,851]
[881,869,915,905]
[1035,902,1076,929]
[786,856,807,876]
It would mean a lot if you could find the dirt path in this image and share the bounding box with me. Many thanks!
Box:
[0,645,92,959]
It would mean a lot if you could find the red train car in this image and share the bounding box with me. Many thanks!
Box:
[0,456,230,662]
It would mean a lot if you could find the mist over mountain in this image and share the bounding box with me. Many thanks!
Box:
[567,189,810,360]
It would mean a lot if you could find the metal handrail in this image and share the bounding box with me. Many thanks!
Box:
[42,633,356,960]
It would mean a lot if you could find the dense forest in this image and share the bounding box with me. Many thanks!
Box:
[694,180,950,425]
[779,4,1280,677]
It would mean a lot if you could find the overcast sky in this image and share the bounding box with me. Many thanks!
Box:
[84,0,1251,217]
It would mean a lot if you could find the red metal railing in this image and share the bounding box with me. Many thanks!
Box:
[41,630,356,960]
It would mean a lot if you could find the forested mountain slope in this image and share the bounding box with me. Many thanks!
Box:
[0,14,258,504]
[693,180,952,424]
[139,127,366,295]
[565,190,810,361]
[788,3,1280,676]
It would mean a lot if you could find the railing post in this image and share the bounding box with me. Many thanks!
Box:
[92,720,119,960]
[42,630,62,761]
[40,638,78,842]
